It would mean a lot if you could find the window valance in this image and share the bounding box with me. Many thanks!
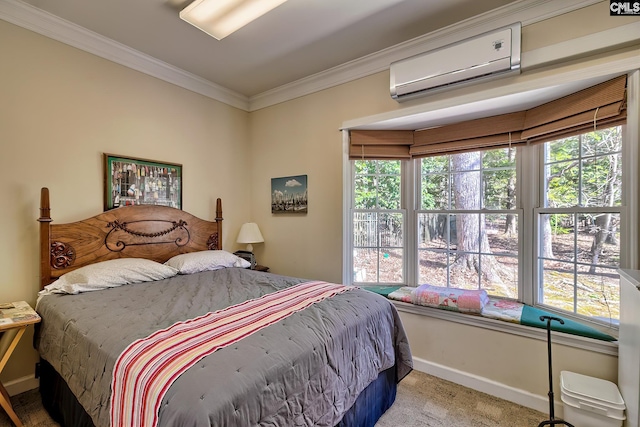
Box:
[349,74,627,160]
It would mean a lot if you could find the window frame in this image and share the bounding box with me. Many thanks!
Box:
[349,158,409,286]
[414,150,522,297]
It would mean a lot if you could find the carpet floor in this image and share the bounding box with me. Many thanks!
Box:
[1,370,547,426]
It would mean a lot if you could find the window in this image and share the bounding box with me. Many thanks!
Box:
[418,148,519,299]
[537,127,622,321]
[348,126,625,324]
[352,160,404,284]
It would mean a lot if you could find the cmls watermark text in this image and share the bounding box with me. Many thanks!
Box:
[610,1,640,15]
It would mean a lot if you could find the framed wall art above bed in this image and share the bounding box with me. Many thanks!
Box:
[104,153,182,210]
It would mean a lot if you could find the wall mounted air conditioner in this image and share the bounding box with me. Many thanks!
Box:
[390,22,521,101]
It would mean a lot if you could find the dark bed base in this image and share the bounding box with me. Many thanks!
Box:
[39,359,398,427]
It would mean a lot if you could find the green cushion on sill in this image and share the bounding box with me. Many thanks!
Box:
[520,305,616,342]
[385,286,617,342]
[359,285,404,298]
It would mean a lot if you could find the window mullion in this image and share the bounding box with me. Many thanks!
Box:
[406,159,417,286]
[520,144,538,306]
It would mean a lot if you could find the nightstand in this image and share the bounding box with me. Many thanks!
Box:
[253,265,270,272]
[0,301,41,427]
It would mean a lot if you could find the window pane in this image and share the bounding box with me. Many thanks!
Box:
[581,154,622,207]
[486,214,518,257]
[546,161,579,207]
[452,151,481,171]
[449,213,481,253]
[449,258,480,290]
[452,170,481,210]
[378,160,401,174]
[483,147,516,168]
[542,214,575,262]
[548,135,579,163]
[421,173,449,210]
[483,170,516,209]
[379,248,403,283]
[492,255,518,298]
[354,175,376,209]
[417,213,449,250]
[581,127,622,157]
[353,212,377,247]
[353,248,377,283]
[576,265,619,321]
[541,259,575,312]
[576,213,620,268]
[354,159,377,174]
[354,159,402,210]
[421,156,449,174]
[377,175,401,210]
[418,250,448,285]
[379,212,403,248]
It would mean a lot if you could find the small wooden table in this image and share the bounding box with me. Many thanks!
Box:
[0,301,41,427]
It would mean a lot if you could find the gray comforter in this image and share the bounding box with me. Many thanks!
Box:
[35,268,412,427]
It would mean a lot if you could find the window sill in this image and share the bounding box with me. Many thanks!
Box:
[392,300,618,356]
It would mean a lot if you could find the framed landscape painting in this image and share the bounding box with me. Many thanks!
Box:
[271,175,308,214]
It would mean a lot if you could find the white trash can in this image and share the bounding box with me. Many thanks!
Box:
[560,370,626,427]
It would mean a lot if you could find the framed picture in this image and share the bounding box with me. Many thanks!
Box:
[271,174,308,214]
[104,153,182,210]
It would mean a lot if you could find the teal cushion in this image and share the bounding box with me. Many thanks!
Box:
[521,305,616,342]
[359,285,404,298]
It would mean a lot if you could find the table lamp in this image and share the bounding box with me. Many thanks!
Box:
[237,223,264,253]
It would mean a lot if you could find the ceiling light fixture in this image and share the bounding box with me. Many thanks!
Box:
[180,0,288,40]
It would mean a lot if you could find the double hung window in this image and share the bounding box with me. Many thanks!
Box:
[537,127,623,320]
[418,149,519,299]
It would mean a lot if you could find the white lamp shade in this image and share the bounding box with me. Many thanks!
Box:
[237,223,264,252]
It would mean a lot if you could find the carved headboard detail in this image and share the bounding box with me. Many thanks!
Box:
[50,241,76,270]
[104,219,191,252]
[38,187,223,289]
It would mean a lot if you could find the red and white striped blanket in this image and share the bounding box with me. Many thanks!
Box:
[110,281,351,427]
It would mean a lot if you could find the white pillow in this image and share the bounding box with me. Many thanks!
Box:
[40,258,179,295]
[164,250,250,274]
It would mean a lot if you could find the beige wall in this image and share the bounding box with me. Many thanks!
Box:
[0,20,251,385]
[248,72,399,282]
[248,1,638,400]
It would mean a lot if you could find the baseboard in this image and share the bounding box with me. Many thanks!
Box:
[411,356,563,418]
[5,375,39,396]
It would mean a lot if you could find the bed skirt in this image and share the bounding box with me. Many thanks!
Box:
[39,358,398,427]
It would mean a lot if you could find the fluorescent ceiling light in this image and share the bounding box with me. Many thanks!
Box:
[180,0,288,40]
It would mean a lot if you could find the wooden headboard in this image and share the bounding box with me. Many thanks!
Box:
[38,187,223,289]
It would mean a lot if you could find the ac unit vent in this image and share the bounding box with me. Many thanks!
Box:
[390,22,521,102]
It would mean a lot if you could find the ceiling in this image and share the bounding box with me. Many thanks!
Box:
[20,0,518,97]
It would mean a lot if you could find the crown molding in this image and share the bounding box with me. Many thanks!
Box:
[0,0,249,111]
[1,0,602,112]
[248,0,602,111]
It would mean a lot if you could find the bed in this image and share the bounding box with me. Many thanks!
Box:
[34,188,412,427]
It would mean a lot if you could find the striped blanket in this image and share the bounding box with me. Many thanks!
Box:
[110,281,351,427]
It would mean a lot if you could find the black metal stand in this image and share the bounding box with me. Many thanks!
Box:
[537,315,575,427]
